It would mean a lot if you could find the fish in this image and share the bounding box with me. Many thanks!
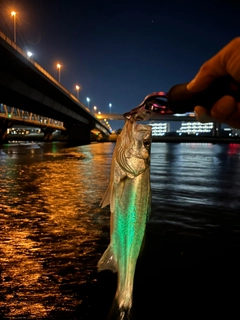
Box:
[98,117,152,319]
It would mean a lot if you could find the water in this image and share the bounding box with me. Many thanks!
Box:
[0,141,240,319]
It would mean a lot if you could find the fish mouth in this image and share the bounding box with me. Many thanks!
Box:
[134,111,151,121]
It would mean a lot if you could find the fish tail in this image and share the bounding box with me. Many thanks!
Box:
[107,298,134,320]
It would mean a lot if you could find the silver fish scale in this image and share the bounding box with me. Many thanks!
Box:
[98,118,152,317]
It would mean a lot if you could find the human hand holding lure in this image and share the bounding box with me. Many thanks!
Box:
[125,38,240,128]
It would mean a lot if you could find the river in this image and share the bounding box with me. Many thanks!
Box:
[0,141,240,319]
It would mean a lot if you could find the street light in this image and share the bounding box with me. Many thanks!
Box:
[93,106,97,113]
[27,51,33,57]
[11,11,17,43]
[109,103,112,114]
[76,85,80,99]
[86,97,90,109]
[57,63,61,83]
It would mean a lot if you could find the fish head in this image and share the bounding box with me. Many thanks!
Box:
[115,118,152,177]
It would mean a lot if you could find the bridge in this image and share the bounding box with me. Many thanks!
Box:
[0,29,222,142]
[0,31,110,143]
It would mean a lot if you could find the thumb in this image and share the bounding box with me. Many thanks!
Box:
[187,71,220,92]
[187,37,240,93]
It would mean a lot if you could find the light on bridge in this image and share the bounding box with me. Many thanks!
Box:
[11,11,17,43]
[86,97,90,109]
[76,85,80,99]
[57,63,61,83]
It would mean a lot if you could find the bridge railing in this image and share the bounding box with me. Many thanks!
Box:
[0,104,65,130]
[0,31,111,134]
[0,31,91,114]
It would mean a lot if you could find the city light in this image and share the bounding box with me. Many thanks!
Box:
[93,106,97,113]
[57,63,61,83]
[176,122,214,135]
[149,123,169,136]
[76,85,80,99]
[11,11,17,43]
[27,51,33,57]
[109,103,112,113]
[86,97,90,109]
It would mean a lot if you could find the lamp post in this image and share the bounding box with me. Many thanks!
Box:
[109,103,112,114]
[86,97,90,109]
[76,85,80,99]
[11,11,17,43]
[93,106,97,113]
[57,64,61,83]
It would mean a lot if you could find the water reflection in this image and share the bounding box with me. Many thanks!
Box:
[0,141,240,319]
[0,142,114,319]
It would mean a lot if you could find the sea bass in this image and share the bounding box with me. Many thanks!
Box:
[98,117,152,319]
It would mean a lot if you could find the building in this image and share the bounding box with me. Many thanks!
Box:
[232,128,240,137]
[177,121,214,135]
[149,122,170,136]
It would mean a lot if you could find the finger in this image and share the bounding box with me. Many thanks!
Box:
[210,95,236,123]
[224,102,240,128]
[211,96,240,128]
[187,54,227,92]
[224,38,240,83]
[187,37,240,92]
[187,64,225,92]
[194,106,214,123]
[194,96,240,129]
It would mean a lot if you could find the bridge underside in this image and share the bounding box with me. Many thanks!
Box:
[0,33,110,144]
[64,123,91,144]
[0,70,90,125]
[0,77,103,144]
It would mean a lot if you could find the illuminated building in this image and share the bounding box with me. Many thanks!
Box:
[149,122,170,136]
[232,128,240,137]
[177,121,213,135]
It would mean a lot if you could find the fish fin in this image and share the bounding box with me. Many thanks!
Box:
[97,245,117,273]
[107,298,133,320]
[100,184,111,208]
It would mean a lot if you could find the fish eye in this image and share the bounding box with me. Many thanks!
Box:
[143,139,150,148]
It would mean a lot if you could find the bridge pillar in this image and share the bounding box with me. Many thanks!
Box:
[212,122,221,137]
[95,132,109,142]
[66,123,91,144]
[0,119,12,142]
[42,128,54,141]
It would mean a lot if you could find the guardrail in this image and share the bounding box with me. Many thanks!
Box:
[0,31,111,134]
[0,104,65,130]
[0,30,91,113]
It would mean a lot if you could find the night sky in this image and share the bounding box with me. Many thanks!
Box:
[0,0,239,130]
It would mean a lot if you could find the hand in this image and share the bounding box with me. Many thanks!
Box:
[187,37,240,129]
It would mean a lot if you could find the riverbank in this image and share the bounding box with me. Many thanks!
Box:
[2,133,240,144]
